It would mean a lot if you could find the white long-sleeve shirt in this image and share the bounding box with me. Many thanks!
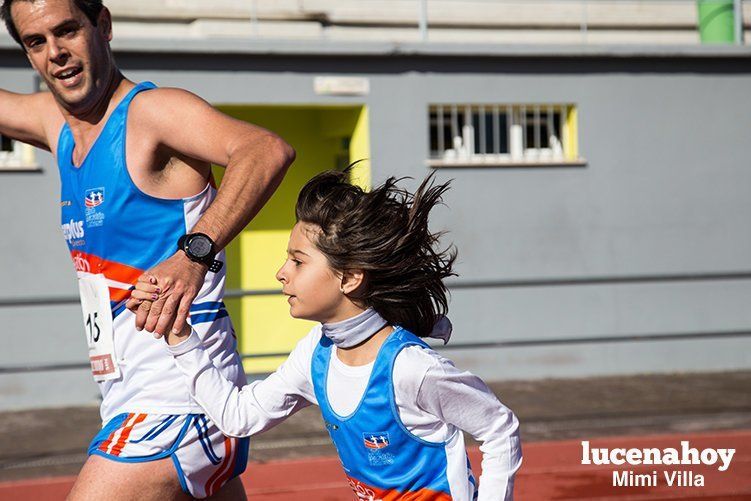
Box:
[168,325,522,500]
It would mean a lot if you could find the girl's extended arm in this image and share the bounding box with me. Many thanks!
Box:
[167,329,319,437]
[412,354,522,501]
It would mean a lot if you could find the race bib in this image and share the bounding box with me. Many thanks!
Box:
[78,274,120,382]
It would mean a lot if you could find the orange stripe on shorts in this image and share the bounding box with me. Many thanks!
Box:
[98,413,134,453]
[205,437,235,497]
[110,413,147,457]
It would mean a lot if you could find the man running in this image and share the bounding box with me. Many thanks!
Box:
[0,0,295,499]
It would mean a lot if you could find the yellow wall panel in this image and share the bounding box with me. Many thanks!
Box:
[565,106,579,161]
[239,230,288,290]
[240,295,316,373]
[349,107,371,189]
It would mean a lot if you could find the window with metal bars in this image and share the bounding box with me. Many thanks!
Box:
[428,104,582,166]
[0,134,36,170]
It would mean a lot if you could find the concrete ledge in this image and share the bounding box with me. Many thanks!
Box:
[3,33,749,59]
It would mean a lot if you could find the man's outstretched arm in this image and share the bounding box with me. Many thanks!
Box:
[125,88,295,337]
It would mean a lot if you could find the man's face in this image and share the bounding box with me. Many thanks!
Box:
[11,0,113,114]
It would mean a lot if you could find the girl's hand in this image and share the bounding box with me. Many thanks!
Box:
[164,322,192,346]
[127,275,163,337]
[127,275,191,344]
[127,275,162,306]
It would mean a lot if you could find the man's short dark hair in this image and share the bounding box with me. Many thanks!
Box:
[1,0,104,47]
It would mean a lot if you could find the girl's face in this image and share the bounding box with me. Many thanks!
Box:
[276,222,352,323]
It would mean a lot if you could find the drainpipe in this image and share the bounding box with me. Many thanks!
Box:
[418,0,428,41]
[697,0,736,43]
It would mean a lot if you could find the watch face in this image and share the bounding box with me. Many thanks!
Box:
[188,235,212,258]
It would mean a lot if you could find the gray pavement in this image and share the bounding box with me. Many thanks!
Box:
[1,370,749,482]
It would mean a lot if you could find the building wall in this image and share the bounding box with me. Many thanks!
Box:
[1,48,750,410]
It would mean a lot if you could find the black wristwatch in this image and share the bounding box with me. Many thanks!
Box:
[177,233,223,273]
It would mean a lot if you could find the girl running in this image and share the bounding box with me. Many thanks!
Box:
[133,170,522,500]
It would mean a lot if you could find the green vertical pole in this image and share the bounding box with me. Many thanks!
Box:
[697,0,736,43]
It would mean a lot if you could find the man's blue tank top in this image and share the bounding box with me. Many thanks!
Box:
[56,81,242,421]
[57,81,201,315]
[312,328,474,499]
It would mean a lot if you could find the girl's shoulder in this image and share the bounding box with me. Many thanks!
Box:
[304,323,324,343]
[392,343,455,391]
[395,338,456,371]
[287,324,325,361]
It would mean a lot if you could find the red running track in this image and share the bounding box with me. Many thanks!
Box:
[1,430,749,500]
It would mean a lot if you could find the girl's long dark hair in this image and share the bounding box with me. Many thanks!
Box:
[295,168,457,337]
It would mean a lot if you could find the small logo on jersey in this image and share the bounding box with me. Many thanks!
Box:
[325,421,339,432]
[363,433,390,449]
[84,188,105,208]
[347,477,381,500]
[61,200,71,207]
[84,188,106,228]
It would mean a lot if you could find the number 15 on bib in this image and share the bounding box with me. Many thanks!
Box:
[78,275,120,382]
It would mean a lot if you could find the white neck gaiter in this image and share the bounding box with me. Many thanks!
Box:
[321,308,388,348]
[321,308,454,348]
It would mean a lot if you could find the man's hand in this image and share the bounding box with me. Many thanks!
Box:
[126,252,208,338]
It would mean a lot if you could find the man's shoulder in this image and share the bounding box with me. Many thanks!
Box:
[128,86,212,136]
[130,86,206,114]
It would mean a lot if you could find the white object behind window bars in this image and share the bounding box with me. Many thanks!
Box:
[429,104,570,165]
[0,135,35,169]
